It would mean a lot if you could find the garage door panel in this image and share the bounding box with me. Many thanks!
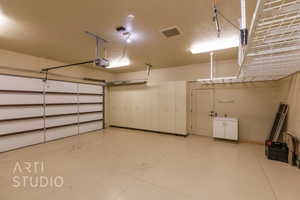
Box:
[79,95,103,103]
[0,106,43,120]
[45,80,77,93]
[45,115,78,128]
[45,105,78,116]
[45,125,78,141]
[79,104,103,113]
[0,75,43,92]
[0,131,44,152]
[45,94,78,104]
[0,119,44,135]
[79,121,103,134]
[0,93,43,105]
[78,84,103,94]
[79,113,103,123]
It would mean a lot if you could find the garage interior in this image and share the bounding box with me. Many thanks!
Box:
[0,0,300,199]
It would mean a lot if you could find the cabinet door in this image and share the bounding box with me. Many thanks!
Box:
[213,120,225,139]
[175,81,187,135]
[224,121,238,140]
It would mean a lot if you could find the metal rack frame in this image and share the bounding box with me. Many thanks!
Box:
[239,0,300,80]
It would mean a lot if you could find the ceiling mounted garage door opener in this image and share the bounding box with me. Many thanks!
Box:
[40,32,109,81]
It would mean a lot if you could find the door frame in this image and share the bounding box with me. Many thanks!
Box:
[189,88,215,135]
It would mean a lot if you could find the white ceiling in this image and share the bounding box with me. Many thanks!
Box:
[0,0,257,72]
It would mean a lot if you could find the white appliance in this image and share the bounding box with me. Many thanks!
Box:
[213,117,238,141]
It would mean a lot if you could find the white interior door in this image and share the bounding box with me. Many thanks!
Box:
[190,89,214,136]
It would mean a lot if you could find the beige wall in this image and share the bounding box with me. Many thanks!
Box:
[2,48,296,144]
[0,49,115,81]
[114,59,239,82]
[278,73,300,153]
[0,48,115,127]
[113,59,281,143]
[189,82,280,143]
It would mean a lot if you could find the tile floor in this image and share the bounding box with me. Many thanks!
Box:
[0,128,299,200]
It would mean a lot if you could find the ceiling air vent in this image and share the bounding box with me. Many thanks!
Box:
[161,26,182,38]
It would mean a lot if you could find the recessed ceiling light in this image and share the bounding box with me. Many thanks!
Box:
[190,37,239,54]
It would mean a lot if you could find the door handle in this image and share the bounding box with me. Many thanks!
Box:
[209,111,217,117]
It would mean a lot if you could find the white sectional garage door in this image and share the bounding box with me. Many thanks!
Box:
[0,75,104,152]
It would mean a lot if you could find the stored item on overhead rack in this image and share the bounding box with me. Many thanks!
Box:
[107,79,147,86]
[107,63,152,86]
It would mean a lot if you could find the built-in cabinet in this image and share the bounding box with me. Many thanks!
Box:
[213,117,238,141]
[110,81,187,135]
[0,75,104,152]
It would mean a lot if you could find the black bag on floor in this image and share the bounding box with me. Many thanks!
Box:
[266,142,288,163]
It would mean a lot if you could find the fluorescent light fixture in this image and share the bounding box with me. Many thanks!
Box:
[107,58,130,68]
[190,37,239,54]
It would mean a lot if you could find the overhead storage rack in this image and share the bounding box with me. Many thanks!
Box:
[239,0,300,80]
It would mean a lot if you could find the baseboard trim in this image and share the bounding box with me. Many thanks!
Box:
[239,140,264,145]
[109,126,188,137]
